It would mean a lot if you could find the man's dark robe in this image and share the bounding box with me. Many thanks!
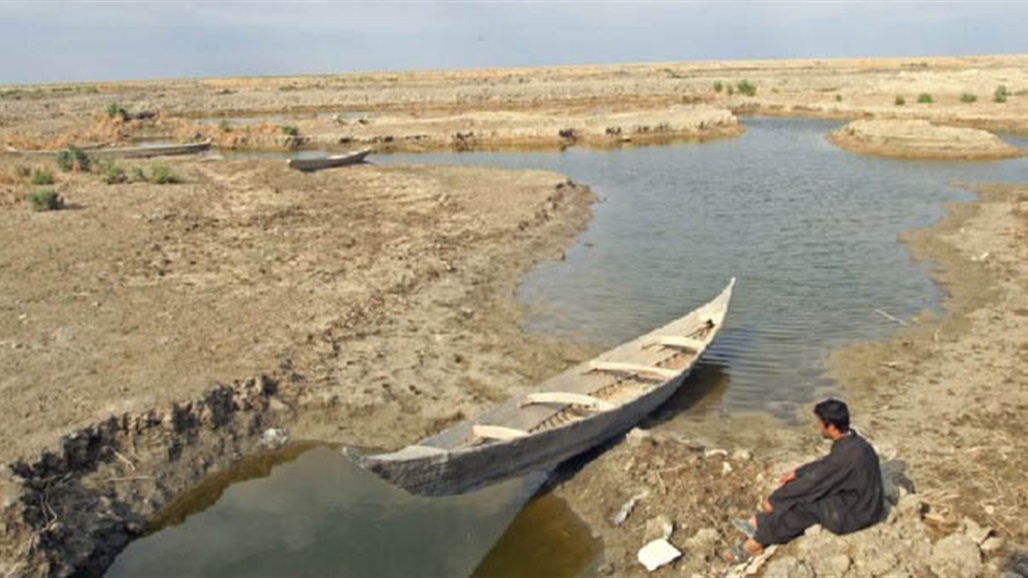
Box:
[754,432,884,546]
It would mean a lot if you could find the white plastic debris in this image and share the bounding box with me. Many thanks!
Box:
[637,538,682,572]
[613,490,650,527]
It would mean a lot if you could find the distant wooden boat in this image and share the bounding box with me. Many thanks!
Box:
[287,149,371,172]
[4,140,211,159]
[346,278,736,496]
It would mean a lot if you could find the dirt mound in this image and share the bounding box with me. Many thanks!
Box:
[826,119,1024,159]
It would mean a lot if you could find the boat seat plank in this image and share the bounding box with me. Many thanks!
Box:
[472,424,530,441]
[645,336,707,352]
[521,392,615,411]
[589,362,678,380]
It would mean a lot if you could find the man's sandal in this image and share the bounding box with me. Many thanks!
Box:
[731,518,757,539]
[723,541,753,564]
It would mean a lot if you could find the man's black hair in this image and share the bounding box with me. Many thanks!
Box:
[814,398,850,433]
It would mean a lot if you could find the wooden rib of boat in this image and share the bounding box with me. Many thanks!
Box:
[286,148,372,172]
[4,140,212,159]
[346,278,736,496]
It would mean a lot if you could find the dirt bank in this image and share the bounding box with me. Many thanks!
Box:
[827,119,1025,159]
[0,156,596,576]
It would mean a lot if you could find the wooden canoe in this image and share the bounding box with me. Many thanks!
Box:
[346,278,736,496]
[287,148,372,172]
[4,140,212,159]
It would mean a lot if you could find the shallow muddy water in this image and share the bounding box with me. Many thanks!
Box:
[108,119,1028,577]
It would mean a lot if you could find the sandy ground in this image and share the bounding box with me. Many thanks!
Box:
[2,55,1028,577]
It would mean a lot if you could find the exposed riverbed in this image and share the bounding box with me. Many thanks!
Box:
[106,118,1028,576]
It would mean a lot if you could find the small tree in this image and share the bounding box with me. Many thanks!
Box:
[713,81,723,93]
[895,96,906,106]
[56,146,90,172]
[917,93,933,104]
[101,163,127,184]
[29,168,55,185]
[28,189,64,211]
[994,85,1009,103]
[835,94,843,102]
[105,101,127,119]
[148,164,179,184]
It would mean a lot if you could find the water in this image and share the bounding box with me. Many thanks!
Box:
[377,118,1028,417]
[108,118,1028,576]
[107,447,562,577]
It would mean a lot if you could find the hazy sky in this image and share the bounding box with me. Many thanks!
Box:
[1,2,1025,85]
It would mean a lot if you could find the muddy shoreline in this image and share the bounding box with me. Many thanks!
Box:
[3,55,1028,577]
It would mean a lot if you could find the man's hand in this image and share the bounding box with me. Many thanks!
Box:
[777,469,797,486]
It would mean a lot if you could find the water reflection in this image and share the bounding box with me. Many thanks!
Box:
[107,447,547,578]
[471,492,601,578]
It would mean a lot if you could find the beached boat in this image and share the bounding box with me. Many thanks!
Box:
[346,278,735,496]
[4,140,212,159]
[287,148,372,172]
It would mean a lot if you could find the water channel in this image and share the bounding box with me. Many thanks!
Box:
[108,118,1028,576]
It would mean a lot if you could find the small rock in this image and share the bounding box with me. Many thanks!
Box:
[929,533,983,578]
[765,556,813,578]
[819,554,851,576]
[731,449,752,462]
[268,398,290,412]
[981,536,1005,554]
[722,461,733,476]
[684,528,719,559]
[627,428,653,447]
[703,448,728,458]
[259,428,289,449]
[644,515,674,542]
[895,493,924,520]
[962,517,993,545]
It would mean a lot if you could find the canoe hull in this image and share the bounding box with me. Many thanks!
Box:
[287,149,371,172]
[349,369,691,496]
[348,278,735,496]
[4,140,211,159]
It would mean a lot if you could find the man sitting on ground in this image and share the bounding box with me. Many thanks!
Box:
[729,399,884,561]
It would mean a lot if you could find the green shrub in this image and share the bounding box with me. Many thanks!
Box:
[736,80,757,97]
[994,85,1009,103]
[148,164,179,184]
[917,93,933,104]
[218,119,232,132]
[101,163,127,184]
[55,146,90,172]
[713,81,723,93]
[131,167,146,182]
[959,93,977,103]
[726,85,734,96]
[105,101,126,119]
[28,189,64,212]
[29,168,55,185]
[895,96,906,106]
[280,125,300,136]
[835,94,843,102]
[15,165,31,178]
